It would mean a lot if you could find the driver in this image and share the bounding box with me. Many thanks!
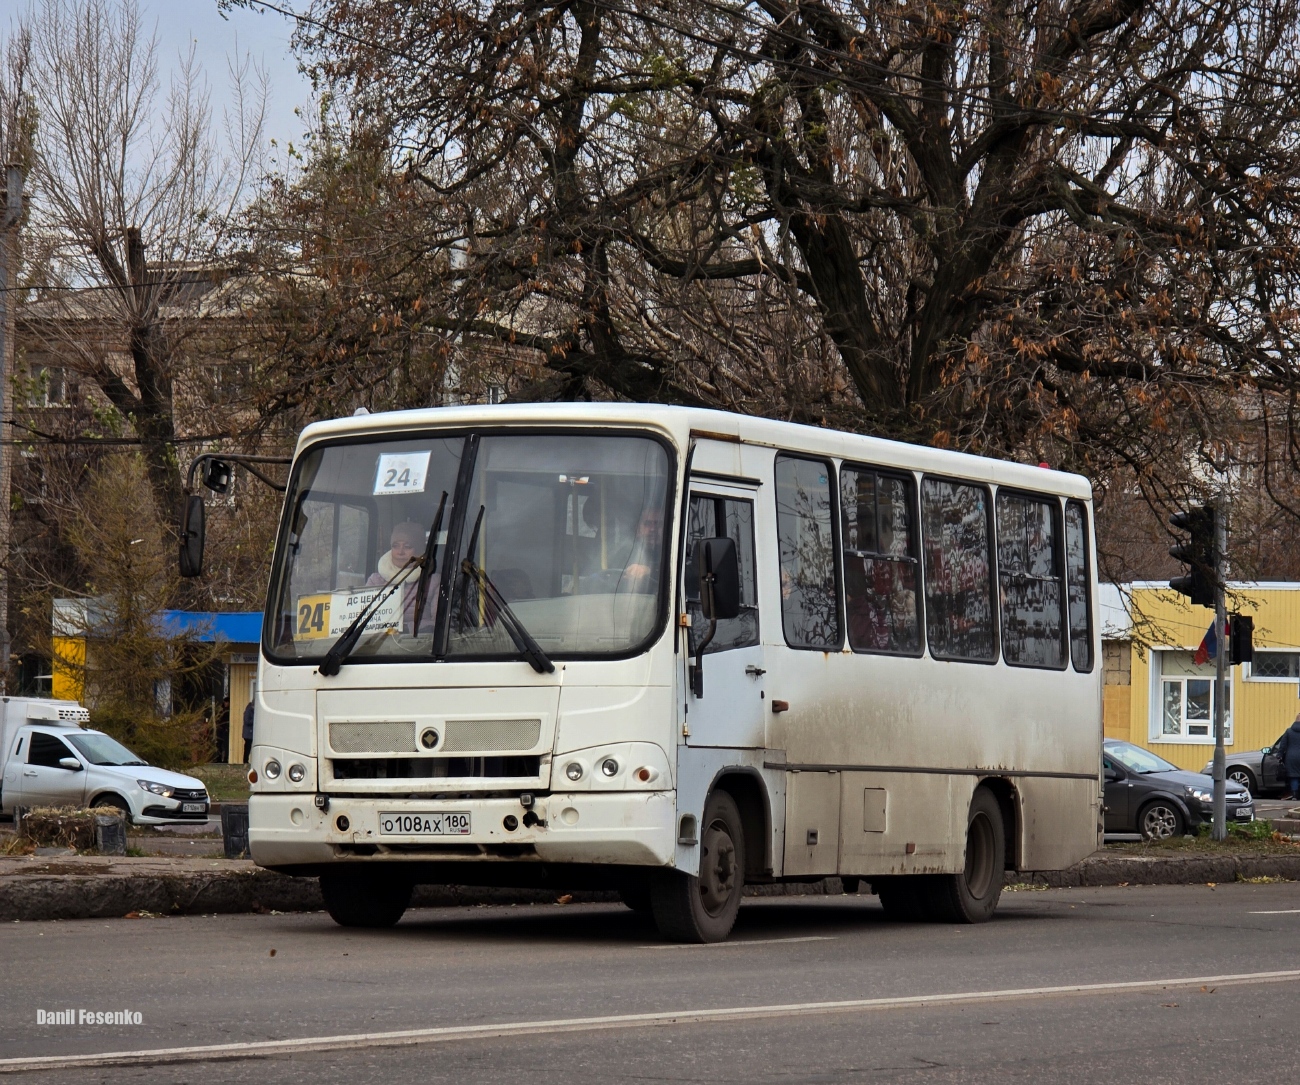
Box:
[623,505,664,591]
[368,522,435,631]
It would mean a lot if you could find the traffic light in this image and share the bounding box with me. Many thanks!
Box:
[1168,506,1216,607]
[1229,613,1254,664]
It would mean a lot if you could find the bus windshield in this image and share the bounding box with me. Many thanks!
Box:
[266,430,672,664]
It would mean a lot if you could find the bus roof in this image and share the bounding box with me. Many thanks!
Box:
[295,403,1092,500]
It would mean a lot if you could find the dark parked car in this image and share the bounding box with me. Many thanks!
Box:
[1201,738,1290,797]
[1104,740,1254,839]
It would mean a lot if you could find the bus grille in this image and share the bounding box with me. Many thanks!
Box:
[330,756,541,780]
[329,721,416,754]
[441,719,541,752]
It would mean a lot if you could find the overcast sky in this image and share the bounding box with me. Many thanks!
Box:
[139,0,313,154]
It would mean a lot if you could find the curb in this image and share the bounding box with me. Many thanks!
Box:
[1,853,1297,923]
[1010,853,1300,888]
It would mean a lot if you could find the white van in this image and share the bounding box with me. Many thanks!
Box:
[0,698,209,824]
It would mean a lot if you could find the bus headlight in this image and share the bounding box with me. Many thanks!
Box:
[287,763,306,783]
[600,758,619,777]
[264,759,282,780]
[565,762,584,782]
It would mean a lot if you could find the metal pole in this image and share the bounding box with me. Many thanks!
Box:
[1212,497,1227,841]
[0,164,23,695]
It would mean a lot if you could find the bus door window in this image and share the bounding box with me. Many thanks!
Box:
[685,494,758,654]
[920,478,997,662]
[839,466,922,656]
[1064,501,1094,672]
[995,492,1066,669]
[775,456,842,650]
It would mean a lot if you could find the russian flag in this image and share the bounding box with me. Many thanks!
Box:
[1194,619,1224,665]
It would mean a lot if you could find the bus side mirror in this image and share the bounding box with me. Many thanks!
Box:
[698,537,740,621]
[179,494,205,578]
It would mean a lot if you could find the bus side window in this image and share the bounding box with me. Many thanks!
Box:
[1065,501,1094,672]
[995,492,1066,669]
[839,466,922,656]
[685,495,759,654]
[775,456,842,650]
[920,478,996,662]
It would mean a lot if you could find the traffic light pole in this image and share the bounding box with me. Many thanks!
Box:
[1212,501,1227,841]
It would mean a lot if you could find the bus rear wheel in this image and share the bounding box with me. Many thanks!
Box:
[651,791,745,943]
[319,869,412,928]
[924,788,1005,923]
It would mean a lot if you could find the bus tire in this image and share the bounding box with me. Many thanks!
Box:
[925,788,1006,924]
[319,869,412,928]
[651,790,745,943]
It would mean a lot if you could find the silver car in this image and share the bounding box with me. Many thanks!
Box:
[2,726,209,825]
[1202,736,1291,797]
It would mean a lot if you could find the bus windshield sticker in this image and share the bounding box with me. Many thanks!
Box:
[373,451,432,495]
[293,588,402,640]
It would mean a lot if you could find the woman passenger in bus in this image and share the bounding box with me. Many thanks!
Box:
[368,521,435,633]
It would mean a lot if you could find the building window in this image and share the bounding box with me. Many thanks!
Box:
[1245,652,1300,682]
[1155,650,1231,743]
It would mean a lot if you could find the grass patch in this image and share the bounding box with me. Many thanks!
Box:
[1237,874,1292,883]
[1106,820,1300,857]
[186,763,250,803]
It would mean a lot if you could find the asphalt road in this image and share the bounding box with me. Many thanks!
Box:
[3,880,1298,1083]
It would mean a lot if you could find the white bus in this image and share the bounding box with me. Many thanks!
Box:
[213,404,1100,942]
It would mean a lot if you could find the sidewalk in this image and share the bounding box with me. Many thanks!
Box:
[2,848,1298,922]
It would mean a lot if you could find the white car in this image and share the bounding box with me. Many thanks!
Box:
[1,725,209,825]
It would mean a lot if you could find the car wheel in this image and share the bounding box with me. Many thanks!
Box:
[1138,800,1184,841]
[1227,767,1257,796]
[90,794,131,824]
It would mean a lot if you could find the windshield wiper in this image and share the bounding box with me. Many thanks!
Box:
[457,505,555,675]
[411,491,448,634]
[318,556,422,676]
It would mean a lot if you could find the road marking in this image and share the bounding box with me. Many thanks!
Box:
[1249,909,1300,914]
[4,968,1300,1074]
[642,936,836,950]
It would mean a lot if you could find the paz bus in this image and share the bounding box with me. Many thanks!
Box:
[183,404,1101,942]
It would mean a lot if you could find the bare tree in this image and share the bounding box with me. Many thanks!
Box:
[23,0,267,541]
[240,0,1299,538]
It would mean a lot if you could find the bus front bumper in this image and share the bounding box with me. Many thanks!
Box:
[248,790,677,869]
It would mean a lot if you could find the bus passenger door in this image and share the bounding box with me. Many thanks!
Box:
[684,489,765,748]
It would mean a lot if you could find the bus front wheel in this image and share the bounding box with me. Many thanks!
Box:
[319,869,412,928]
[651,790,745,943]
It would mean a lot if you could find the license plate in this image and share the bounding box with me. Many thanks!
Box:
[378,811,471,836]
[182,802,206,814]
[1235,809,1254,821]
